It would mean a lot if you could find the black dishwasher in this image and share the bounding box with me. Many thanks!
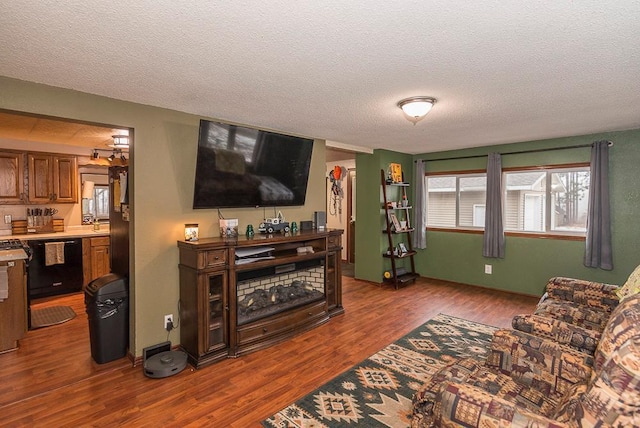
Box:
[27,238,84,299]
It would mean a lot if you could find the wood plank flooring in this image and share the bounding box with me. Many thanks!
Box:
[0,276,538,427]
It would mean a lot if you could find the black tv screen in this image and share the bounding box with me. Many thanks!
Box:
[193,120,314,208]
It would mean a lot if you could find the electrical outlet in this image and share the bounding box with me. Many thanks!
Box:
[164,314,173,330]
[4,215,11,224]
[484,264,492,274]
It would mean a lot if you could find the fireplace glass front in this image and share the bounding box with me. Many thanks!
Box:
[236,258,325,325]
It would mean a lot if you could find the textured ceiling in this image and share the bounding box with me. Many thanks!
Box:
[0,111,126,149]
[1,2,640,154]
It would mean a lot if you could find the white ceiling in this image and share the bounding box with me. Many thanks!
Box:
[1,2,639,154]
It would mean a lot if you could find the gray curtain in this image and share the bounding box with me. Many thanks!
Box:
[584,141,613,270]
[413,160,427,249]
[483,153,505,258]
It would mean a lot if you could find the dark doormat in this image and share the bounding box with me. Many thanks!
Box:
[31,306,76,329]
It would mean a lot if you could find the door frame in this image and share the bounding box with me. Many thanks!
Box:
[346,168,356,263]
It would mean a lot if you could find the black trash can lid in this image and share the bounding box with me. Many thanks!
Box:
[86,273,128,297]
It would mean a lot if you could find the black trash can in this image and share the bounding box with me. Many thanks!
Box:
[85,273,129,364]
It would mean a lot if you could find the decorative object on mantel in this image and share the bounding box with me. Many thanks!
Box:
[258,211,290,234]
[184,224,199,241]
[219,218,239,238]
[397,96,437,124]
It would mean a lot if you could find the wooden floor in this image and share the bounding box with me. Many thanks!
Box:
[0,276,538,427]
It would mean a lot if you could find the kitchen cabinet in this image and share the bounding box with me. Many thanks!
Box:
[0,151,25,204]
[0,259,27,352]
[28,153,78,203]
[82,236,111,287]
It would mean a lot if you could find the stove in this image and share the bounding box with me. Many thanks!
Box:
[0,239,28,262]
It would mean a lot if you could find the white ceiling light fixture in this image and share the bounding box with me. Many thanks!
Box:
[397,96,437,124]
[110,134,129,148]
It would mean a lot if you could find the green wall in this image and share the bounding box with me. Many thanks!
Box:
[356,130,640,296]
[355,149,413,282]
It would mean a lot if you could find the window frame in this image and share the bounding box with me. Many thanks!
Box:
[425,169,487,231]
[81,172,110,224]
[423,162,590,241]
[502,162,590,240]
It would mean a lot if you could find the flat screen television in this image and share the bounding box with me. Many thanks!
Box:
[192,120,314,208]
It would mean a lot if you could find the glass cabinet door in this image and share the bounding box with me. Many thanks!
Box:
[205,271,227,352]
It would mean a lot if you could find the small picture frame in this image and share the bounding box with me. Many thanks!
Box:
[219,218,239,238]
[398,243,408,254]
[388,213,401,231]
[389,163,403,183]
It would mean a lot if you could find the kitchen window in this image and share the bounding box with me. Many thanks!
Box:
[81,173,109,224]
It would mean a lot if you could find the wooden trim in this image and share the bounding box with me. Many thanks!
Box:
[504,231,585,241]
[425,169,486,176]
[427,227,483,235]
[423,162,590,177]
[419,275,542,299]
[426,227,585,241]
[502,162,589,172]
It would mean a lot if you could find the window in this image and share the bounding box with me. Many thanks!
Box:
[81,173,109,224]
[426,173,487,229]
[424,164,590,237]
[503,166,590,234]
[83,185,109,221]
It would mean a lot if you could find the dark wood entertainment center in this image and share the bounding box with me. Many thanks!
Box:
[177,229,343,368]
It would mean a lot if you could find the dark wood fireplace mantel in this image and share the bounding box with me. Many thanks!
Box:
[177,229,343,368]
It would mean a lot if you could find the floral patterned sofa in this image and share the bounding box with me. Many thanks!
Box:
[411,267,640,427]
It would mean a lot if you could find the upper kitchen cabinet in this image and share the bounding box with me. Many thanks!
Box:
[0,151,25,204]
[27,153,78,203]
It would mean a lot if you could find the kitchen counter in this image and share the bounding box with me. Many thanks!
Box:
[7,228,110,241]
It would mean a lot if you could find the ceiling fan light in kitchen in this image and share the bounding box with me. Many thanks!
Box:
[109,135,129,148]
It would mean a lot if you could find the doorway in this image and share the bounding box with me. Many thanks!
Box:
[325,148,356,277]
[0,109,132,399]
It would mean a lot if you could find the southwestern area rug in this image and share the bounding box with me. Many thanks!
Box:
[262,314,498,428]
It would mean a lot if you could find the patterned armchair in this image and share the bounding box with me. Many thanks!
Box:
[411,294,640,427]
[513,267,640,355]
